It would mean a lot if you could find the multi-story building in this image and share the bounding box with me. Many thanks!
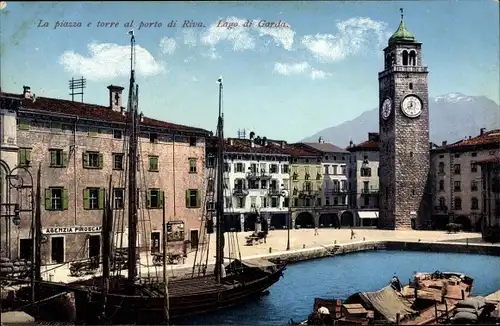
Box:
[477,157,500,240]
[346,132,380,227]
[0,85,210,263]
[291,137,350,227]
[430,128,500,230]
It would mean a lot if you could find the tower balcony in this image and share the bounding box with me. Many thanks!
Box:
[378,65,428,79]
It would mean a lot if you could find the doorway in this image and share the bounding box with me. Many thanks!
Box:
[19,238,32,260]
[190,230,199,249]
[88,235,100,268]
[151,232,160,253]
[51,236,64,264]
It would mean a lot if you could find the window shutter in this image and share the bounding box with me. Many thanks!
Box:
[83,189,90,210]
[146,190,151,208]
[242,163,246,172]
[149,157,153,171]
[228,164,231,172]
[26,149,32,165]
[19,149,26,165]
[62,151,68,167]
[185,190,190,207]
[99,154,104,169]
[159,191,164,207]
[83,152,89,168]
[44,189,52,210]
[98,188,105,209]
[196,190,201,208]
[62,189,69,210]
[50,150,57,166]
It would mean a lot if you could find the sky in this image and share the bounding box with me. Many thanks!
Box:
[0,1,499,142]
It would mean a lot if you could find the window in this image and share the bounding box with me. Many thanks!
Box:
[270,197,278,208]
[324,165,329,175]
[454,197,462,210]
[439,197,446,207]
[189,137,197,146]
[147,189,163,209]
[261,196,268,207]
[207,155,215,168]
[438,162,445,174]
[439,180,444,191]
[282,179,289,190]
[18,147,32,167]
[282,164,289,173]
[471,152,477,157]
[185,189,201,208]
[83,188,104,210]
[144,155,157,172]
[360,167,371,177]
[454,181,461,191]
[235,163,244,173]
[439,155,444,158]
[333,165,338,175]
[471,163,478,173]
[149,133,158,143]
[316,197,321,207]
[283,197,289,207]
[471,197,479,210]
[188,158,197,173]
[83,151,103,169]
[261,180,268,189]
[453,164,461,175]
[49,149,68,168]
[18,119,30,131]
[409,83,413,90]
[224,163,231,172]
[50,122,62,133]
[471,181,478,192]
[113,188,124,209]
[87,128,99,137]
[224,197,232,209]
[113,153,124,170]
[44,188,68,211]
[113,129,122,139]
[270,164,278,174]
[454,153,460,158]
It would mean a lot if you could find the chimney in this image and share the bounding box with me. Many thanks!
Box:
[280,141,285,148]
[23,86,31,99]
[480,128,486,136]
[442,141,447,146]
[368,132,379,142]
[318,136,324,143]
[107,85,125,112]
[229,139,233,146]
[250,139,255,148]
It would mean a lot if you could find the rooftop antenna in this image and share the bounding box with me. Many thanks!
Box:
[68,77,86,102]
[400,8,404,21]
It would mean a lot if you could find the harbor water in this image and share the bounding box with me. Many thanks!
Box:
[180,250,500,325]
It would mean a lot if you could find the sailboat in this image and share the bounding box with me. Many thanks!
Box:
[45,31,287,325]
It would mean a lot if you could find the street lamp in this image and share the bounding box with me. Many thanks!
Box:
[280,184,291,251]
[12,204,20,226]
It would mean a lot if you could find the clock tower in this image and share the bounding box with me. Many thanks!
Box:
[378,10,430,230]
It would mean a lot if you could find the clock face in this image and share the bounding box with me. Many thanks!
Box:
[381,98,392,120]
[401,95,422,118]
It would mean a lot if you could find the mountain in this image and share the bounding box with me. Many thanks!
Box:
[302,93,500,147]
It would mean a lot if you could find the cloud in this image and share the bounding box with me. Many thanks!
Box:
[274,62,331,80]
[301,17,390,62]
[183,30,197,47]
[198,16,295,57]
[159,37,177,55]
[59,42,165,81]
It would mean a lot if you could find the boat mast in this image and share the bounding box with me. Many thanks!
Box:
[215,77,225,283]
[127,30,139,285]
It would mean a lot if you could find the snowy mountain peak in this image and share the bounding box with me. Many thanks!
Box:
[433,92,474,104]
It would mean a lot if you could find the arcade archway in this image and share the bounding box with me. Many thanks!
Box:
[455,215,472,232]
[224,214,241,232]
[340,211,354,227]
[295,212,314,228]
[319,213,339,228]
[270,214,287,229]
[244,214,258,231]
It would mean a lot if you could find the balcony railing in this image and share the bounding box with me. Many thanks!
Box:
[233,187,249,197]
[361,188,379,194]
[268,187,283,197]
[298,190,319,198]
[246,171,272,180]
[434,205,448,213]
[379,65,428,78]
[324,189,348,195]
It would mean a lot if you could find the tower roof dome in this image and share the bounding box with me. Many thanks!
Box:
[389,10,417,45]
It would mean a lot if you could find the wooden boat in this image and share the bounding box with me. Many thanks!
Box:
[299,271,474,325]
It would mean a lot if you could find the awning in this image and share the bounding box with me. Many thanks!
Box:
[358,211,379,219]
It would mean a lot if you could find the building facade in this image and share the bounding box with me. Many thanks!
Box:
[478,157,500,242]
[347,132,380,227]
[0,86,210,264]
[430,128,500,230]
[378,15,430,230]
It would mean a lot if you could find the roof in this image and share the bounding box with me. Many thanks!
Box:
[433,129,500,152]
[476,157,500,165]
[206,137,317,157]
[347,139,379,152]
[349,285,418,322]
[0,92,210,136]
[389,19,417,45]
[299,142,350,154]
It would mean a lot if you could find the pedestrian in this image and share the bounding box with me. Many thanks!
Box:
[350,228,356,240]
[314,227,319,236]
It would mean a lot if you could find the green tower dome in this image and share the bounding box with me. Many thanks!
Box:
[388,15,417,45]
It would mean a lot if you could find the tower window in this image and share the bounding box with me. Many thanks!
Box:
[402,50,409,66]
[412,189,415,195]
[409,50,417,66]
[409,83,413,90]
[409,151,413,157]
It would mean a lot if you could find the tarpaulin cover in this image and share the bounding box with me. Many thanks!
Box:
[358,285,418,322]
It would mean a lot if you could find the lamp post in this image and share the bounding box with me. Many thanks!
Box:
[280,183,291,251]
